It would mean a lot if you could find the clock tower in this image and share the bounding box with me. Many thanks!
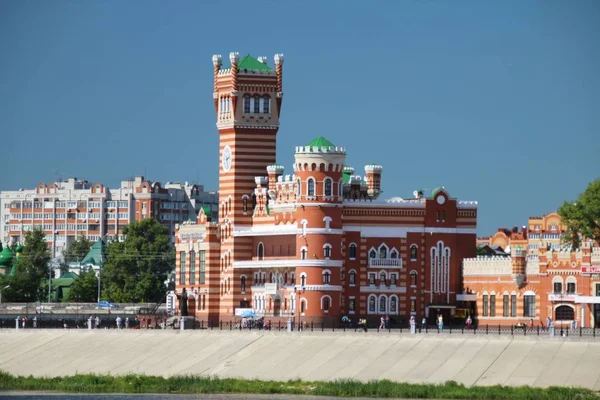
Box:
[212,52,284,315]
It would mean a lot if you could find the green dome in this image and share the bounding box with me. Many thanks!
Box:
[307,136,335,148]
[14,244,24,253]
[0,246,14,267]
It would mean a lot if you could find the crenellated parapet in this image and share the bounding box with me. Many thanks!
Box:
[463,256,512,276]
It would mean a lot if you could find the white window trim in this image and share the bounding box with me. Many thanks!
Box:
[323,177,333,198]
[300,245,308,260]
[378,294,388,314]
[322,269,332,285]
[348,242,357,260]
[300,298,308,316]
[300,272,307,287]
[348,269,357,287]
[323,216,332,230]
[323,243,332,259]
[320,295,332,313]
[306,176,316,199]
[389,294,399,315]
[367,294,377,314]
[378,243,389,259]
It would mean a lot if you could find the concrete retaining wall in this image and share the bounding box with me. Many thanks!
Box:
[1,330,599,390]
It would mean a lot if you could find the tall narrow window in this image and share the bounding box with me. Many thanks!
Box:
[300,300,306,314]
[189,251,196,285]
[307,178,315,196]
[490,294,496,317]
[300,274,306,287]
[511,294,517,317]
[262,95,270,114]
[390,274,397,286]
[483,294,488,317]
[349,298,356,312]
[523,295,536,317]
[323,297,330,311]
[369,249,377,259]
[257,243,264,260]
[253,95,260,113]
[324,178,332,196]
[369,273,375,285]
[379,296,386,313]
[324,245,332,259]
[567,282,576,294]
[369,296,376,313]
[199,250,206,284]
[297,179,301,196]
[243,197,248,213]
[410,271,417,286]
[241,276,246,293]
[503,295,509,317]
[410,299,416,312]
[349,244,357,259]
[379,246,387,259]
[410,245,418,261]
[179,252,186,285]
[379,272,386,286]
[243,95,250,113]
[390,297,398,313]
[553,282,562,293]
[349,271,356,285]
[301,248,307,260]
[390,249,398,259]
[323,271,331,284]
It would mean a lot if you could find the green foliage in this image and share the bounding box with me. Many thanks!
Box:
[60,237,92,275]
[101,219,174,303]
[0,372,596,399]
[0,229,51,302]
[559,178,600,247]
[67,267,98,302]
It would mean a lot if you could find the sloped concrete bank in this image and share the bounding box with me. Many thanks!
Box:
[1,330,599,390]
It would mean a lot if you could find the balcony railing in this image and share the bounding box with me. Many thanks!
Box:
[368,258,402,268]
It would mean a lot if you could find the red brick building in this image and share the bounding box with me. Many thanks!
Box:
[173,52,478,324]
[462,214,600,328]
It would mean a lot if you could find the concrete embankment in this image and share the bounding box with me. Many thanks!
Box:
[1,330,599,390]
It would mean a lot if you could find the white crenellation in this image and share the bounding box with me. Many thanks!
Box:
[295,146,346,154]
[274,53,284,65]
[267,165,284,174]
[463,256,512,276]
[229,52,240,64]
[254,176,268,185]
[212,54,222,66]
[364,164,383,173]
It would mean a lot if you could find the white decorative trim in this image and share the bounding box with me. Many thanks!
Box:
[343,226,477,237]
[233,225,343,237]
[233,259,344,268]
[295,284,343,291]
[216,121,280,130]
[360,286,407,294]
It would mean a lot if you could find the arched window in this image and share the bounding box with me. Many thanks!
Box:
[379,296,387,313]
[323,216,332,230]
[242,196,248,213]
[323,244,332,259]
[262,95,270,114]
[324,178,332,197]
[566,277,577,294]
[301,247,307,260]
[243,95,250,113]
[307,178,315,196]
[368,296,376,313]
[349,270,356,285]
[323,296,330,311]
[300,273,307,287]
[390,296,398,313]
[300,299,306,314]
[523,293,536,317]
[379,272,386,285]
[552,277,563,294]
[410,245,418,261]
[390,249,398,259]
[349,243,357,259]
[390,273,397,286]
[323,270,331,284]
[379,245,388,259]
[253,95,260,113]
[257,243,264,260]
[301,220,307,237]
[241,276,246,293]
[410,271,418,286]
[555,305,574,320]
[369,249,377,259]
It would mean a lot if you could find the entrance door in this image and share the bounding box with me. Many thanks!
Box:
[240,300,250,309]
[273,298,281,317]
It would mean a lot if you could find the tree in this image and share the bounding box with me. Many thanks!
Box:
[60,237,92,275]
[558,178,600,248]
[67,266,98,302]
[101,219,174,303]
[1,229,51,302]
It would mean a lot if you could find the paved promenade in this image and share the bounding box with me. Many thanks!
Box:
[1,330,599,390]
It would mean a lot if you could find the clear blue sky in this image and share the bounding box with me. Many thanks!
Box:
[1,0,598,236]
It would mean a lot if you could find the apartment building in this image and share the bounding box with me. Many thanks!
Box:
[1,176,218,257]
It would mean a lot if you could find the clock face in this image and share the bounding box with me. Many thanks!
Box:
[436,195,446,205]
[222,145,232,173]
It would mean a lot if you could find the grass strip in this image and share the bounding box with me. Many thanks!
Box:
[0,371,597,399]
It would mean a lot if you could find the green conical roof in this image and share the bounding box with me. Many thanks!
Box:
[14,244,23,253]
[238,55,272,72]
[0,246,14,267]
[307,136,335,147]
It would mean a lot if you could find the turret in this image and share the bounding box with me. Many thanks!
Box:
[274,53,284,114]
[364,164,383,199]
[511,248,526,287]
[212,54,222,114]
[267,164,284,196]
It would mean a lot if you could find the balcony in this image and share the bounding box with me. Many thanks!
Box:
[368,258,402,268]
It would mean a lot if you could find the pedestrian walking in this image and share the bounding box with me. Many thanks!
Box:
[421,317,427,331]
[379,316,385,330]
[116,316,122,329]
[437,315,444,331]
[410,316,416,334]
[125,317,130,329]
